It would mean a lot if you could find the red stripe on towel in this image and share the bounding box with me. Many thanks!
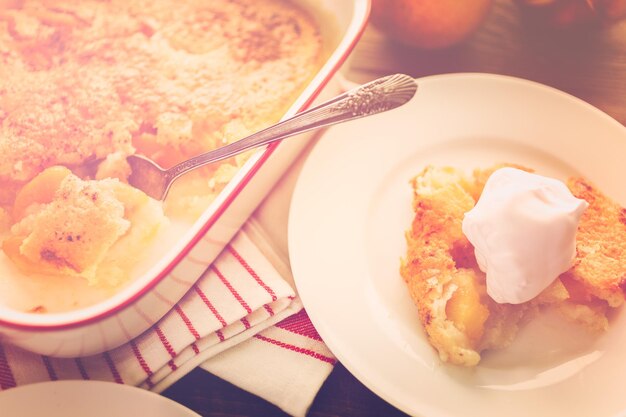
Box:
[264,304,275,316]
[41,356,58,381]
[102,352,124,384]
[254,334,336,365]
[154,326,177,371]
[74,358,90,380]
[212,265,252,313]
[0,344,16,389]
[194,284,227,327]
[275,310,323,341]
[228,245,277,301]
[175,305,201,341]
[154,326,176,359]
[130,340,153,384]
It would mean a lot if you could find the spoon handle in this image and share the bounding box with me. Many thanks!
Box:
[166,74,418,181]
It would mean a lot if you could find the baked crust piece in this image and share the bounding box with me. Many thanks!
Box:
[567,177,626,307]
[400,165,623,366]
[4,166,166,286]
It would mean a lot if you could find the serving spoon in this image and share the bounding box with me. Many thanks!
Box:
[127,73,418,200]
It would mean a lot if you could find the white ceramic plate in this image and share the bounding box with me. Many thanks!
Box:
[0,381,199,416]
[288,73,626,417]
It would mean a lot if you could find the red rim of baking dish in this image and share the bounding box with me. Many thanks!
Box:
[0,0,372,331]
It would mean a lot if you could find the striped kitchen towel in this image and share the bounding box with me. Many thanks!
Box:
[0,223,336,417]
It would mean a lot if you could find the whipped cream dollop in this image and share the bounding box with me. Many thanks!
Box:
[462,167,588,304]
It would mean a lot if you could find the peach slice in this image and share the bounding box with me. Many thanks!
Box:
[12,166,71,221]
[446,270,490,345]
[2,235,62,276]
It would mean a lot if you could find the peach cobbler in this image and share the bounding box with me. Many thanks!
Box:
[0,0,322,307]
[401,165,626,366]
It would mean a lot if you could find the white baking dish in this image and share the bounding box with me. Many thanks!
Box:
[0,0,370,357]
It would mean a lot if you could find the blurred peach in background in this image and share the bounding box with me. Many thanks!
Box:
[371,0,626,50]
[370,0,494,48]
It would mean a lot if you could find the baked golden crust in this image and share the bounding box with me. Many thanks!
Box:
[0,0,322,288]
[16,175,130,275]
[0,0,322,210]
[401,166,620,366]
[567,177,626,307]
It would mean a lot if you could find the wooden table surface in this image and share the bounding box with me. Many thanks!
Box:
[163,1,626,416]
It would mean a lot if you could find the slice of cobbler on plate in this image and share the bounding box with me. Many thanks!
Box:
[401,165,626,366]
